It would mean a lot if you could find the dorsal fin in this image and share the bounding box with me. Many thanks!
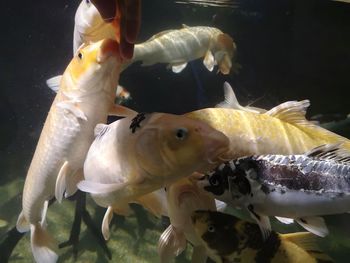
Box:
[305,143,350,164]
[265,100,313,126]
[216,82,265,113]
[182,23,190,28]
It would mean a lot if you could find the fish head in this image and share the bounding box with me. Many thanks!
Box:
[191,210,240,255]
[62,38,121,97]
[213,33,236,75]
[134,113,230,182]
[196,160,253,205]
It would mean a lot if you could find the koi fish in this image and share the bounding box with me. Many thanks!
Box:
[130,25,236,74]
[158,177,222,263]
[191,210,333,263]
[185,86,350,160]
[16,39,126,263]
[198,144,350,238]
[77,112,230,240]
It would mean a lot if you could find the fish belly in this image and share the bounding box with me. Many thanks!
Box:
[256,190,350,218]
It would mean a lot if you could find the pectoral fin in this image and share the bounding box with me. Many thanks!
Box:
[135,189,168,217]
[77,180,129,195]
[275,216,294,225]
[16,210,30,233]
[296,217,329,237]
[171,62,188,73]
[55,161,70,203]
[46,75,62,93]
[158,224,187,263]
[247,205,271,241]
[102,206,114,240]
[109,104,138,117]
[203,50,215,72]
[56,101,87,121]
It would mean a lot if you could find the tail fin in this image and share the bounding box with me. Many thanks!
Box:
[282,232,333,262]
[30,223,58,263]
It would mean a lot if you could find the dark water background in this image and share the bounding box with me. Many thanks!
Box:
[1,0,350,262]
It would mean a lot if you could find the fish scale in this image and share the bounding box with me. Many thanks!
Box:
[200,143,350,237]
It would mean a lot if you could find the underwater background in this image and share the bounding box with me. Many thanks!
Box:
[1,0,350,262]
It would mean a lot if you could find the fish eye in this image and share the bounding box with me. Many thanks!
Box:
[175,128,188,140]
[78,52,83,60]
[209,175,219,186]
[208,225,215,233]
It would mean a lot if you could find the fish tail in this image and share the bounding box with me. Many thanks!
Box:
[30,223,58,263]
[281,232,333,262]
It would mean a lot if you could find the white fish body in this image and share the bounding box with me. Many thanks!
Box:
[16,39,122,263]
[78,112,230,240]
[131,25,236,74]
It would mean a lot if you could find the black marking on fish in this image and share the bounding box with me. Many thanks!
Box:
[252,154,350,193]
[255,232,281,263]
[204,161,252,198]
[204,164,231,196]
[201,212,240,257]
[129,112,147,133]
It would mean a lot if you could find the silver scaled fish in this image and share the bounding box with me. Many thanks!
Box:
[198,144,350,238]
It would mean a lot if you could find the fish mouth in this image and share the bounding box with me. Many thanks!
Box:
[97,39,121,63]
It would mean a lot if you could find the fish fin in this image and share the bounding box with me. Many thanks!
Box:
[247,205,271,241]
[275,216,294,225]
[102,206,114,240]
[135,189,168,217]
[46,75,62,93]
[296,217,329,237]
[77,180,128,195]
[281,231,333,261]
[158,224,187,263]
[181,24,190,28]
[64,169,84,198]
[55,161,70,203]
[40,200,49,227]
[171,62,188,73]
[191,246,208,263]
[216,82,241,109]
[94,123,109,137]
[56,101,87,121]
[215,199,227,212]
[31,223,58,263]
[16,210,30,233]
[217,53,232,75]
[265,100,314,126]
[109,104,138,117]
[203,50,215,72]
[305,143,350,164]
